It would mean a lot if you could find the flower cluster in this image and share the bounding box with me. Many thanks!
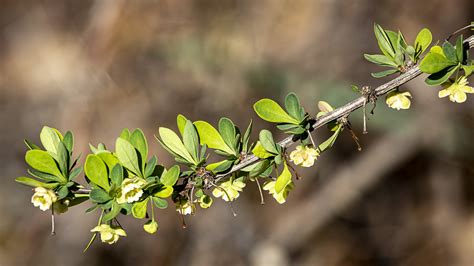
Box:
[31,187,57,211]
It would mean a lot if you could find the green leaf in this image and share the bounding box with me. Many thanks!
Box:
[419,52,455,74]
[154,185,173,198]
[15,177,58,189]
[25,150,65,181]
[455,35,464,62]
[425,65,459,86]
[275,162,292,194]
[318,125,342,152]
[132,198,149,219]
[242,120,253,153]
[442,42,457,63]
[102,201,121,222]
[144,155,157,178]
[371,68,399,78]
[63,131,74,154]
[206,159,234,173]
[161,165,180,186]
[364,54,398,67]
[152,197,168,209]
[193,121,235,155]
[183,120,199,161]
[28,169,62,182]
[57,185,69,199]
[129,129,148,171]
[284,93,304,120]
[56,141,69,177]
[414,28,432,55]
[69,166,82,181]
[119,128,130,140]
[115,138,141,176]
[253,99,300,124]
[40,126,62,154]
[374,24,395,58]
[218,118,237,150]
[89,188,111,203]
[110,164,123,186]
[96,152,120,170]
[176,114,187,136]
[252,141,275,159]
[462,65,474,76]
[158,127,196,164]
[259,130,278,154]
[24,139,41,150]
[84,154,110,191]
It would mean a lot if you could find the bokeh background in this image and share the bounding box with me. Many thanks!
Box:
[1,1,474,265]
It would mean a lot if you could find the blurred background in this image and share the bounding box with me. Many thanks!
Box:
[1,0,474,265]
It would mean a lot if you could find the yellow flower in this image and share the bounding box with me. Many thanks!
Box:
[212,179,246,202]
[262,180,294,204]
[117,177,146,204]
[90,224,126,244]
[176,201,195,215]
[31,187,57,211]
[289,145,319,167]
[438,76,474,103]
[386,91,412,110]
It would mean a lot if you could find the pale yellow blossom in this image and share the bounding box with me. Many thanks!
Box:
[438,76,474,103]
[386,91,412,110]
[262,180,294,204]
[289,145,319,167]
[176,201,195,215]
[91,224,126,244]
[117,177,146,204]
[31,187,57,211]
[212,179,246,201]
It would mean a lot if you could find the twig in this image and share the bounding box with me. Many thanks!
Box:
[214,35,474,182]
[73,35,474,193]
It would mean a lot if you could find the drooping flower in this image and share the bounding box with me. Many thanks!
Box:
[117,177,146,204]
[438,76,474,103]
[143,220,158,234]
[176,201,195,215]
[386,91,412,110]
[31,187,57,211]
[289,145,319,167]
[198,195,213,209]
[262,180,294,204]
[90,224,126,244]
[212,178,246,202]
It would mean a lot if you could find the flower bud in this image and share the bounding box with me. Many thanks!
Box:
[143,220,158,234]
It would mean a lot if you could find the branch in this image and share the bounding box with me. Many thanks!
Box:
[215,35,474,182]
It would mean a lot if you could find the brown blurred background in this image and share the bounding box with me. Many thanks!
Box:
[1,1,474,265]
